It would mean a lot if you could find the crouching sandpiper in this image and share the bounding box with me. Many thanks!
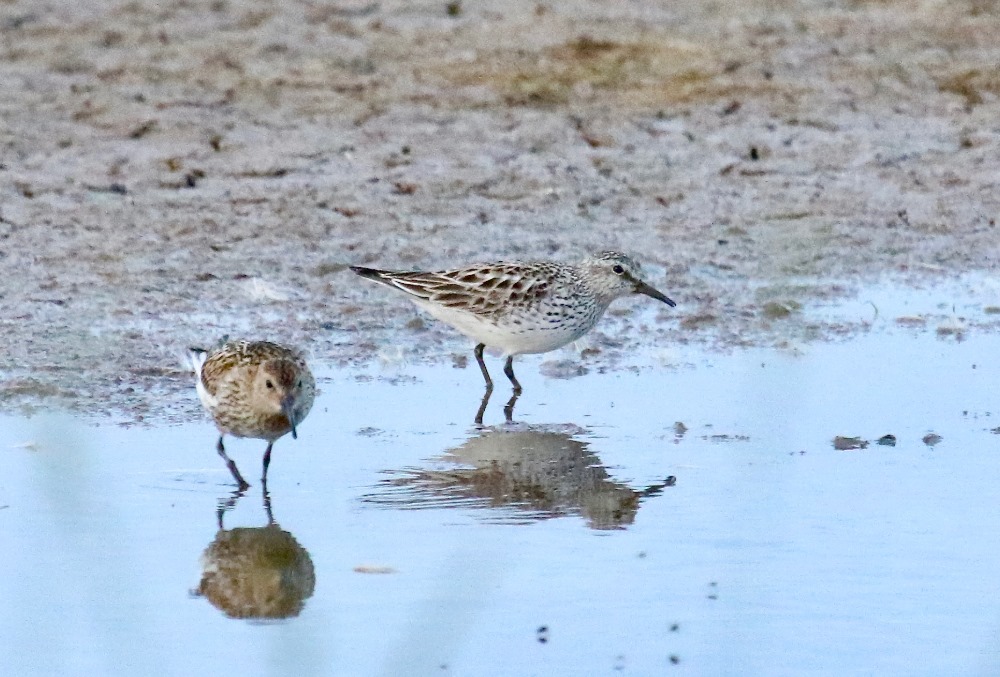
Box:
[189,340,315,489]
[350,251,676,393]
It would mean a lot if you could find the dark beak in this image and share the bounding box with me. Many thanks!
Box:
[281,395,298,439]
[634,280,676,307]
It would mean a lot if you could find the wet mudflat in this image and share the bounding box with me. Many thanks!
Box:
[3,0,1000,673]
[3,0,1000,420]
[4,292,1000,675]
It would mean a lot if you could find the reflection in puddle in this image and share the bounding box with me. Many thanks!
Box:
[364,424,674,530]
[474,386,519,425]
[194,487,315,620]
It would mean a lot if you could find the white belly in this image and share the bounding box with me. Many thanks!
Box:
[412,299,599,356]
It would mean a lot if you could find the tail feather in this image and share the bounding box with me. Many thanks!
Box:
[350,265,448,303]
[188,347,209,375]
[349,265,388,280]
[350,265,406,292]
[187,347,217,409]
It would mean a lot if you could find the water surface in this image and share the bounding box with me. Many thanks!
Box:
[3,319,1000,675]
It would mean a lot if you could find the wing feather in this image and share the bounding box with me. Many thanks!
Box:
[352,263,557,317]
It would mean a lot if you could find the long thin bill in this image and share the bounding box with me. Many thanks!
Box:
[281,397,298,439]
[635,281,676,307]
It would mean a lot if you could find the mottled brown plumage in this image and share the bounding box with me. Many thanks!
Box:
[373,262,554,317]
[190,340,315,488]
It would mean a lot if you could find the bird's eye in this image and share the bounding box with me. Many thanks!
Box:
[296,380,302,388]
[612,264,625,275]
[265,380,274,389]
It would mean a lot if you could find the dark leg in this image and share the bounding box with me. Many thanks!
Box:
[262,477,275,525]
[474,344,496,425]
[217,436,250,490]
[262,441,274,483]
[216,486,248,530]
[474,387,492,426]
[503,391,519,423]
[641,476,677,497]
[474,343,493,389]
[503,356,522,394]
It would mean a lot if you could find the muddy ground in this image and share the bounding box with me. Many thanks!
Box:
[1,0,999,421]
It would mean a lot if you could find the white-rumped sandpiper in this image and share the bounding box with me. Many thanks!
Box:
[350,251,675,394]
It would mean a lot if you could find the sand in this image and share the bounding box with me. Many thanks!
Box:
[2,0,999,420]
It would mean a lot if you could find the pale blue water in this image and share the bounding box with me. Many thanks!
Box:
[3,292,1000,675]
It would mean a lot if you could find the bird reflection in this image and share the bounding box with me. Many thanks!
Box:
[194,485,315,620]
[474,386,519,425]
[363,424,674,530]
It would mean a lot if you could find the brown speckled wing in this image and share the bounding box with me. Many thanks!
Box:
[369,263,554,317]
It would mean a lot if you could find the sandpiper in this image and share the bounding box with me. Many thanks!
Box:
[350,251,675,393]
[189,340,315,489]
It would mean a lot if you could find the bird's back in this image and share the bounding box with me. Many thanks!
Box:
[351,262,563,318]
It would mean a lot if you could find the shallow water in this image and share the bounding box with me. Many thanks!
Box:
[4,315,1000,675]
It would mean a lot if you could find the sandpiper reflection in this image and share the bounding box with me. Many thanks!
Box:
[364,424,674,530]
[194,486,315,620]
[474,386,519,425]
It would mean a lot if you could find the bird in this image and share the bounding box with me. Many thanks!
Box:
[189,340,315,489]
[350,251,676,394]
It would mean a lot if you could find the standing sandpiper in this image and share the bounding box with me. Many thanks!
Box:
[350,251,676,396]
[189,340,315,489]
